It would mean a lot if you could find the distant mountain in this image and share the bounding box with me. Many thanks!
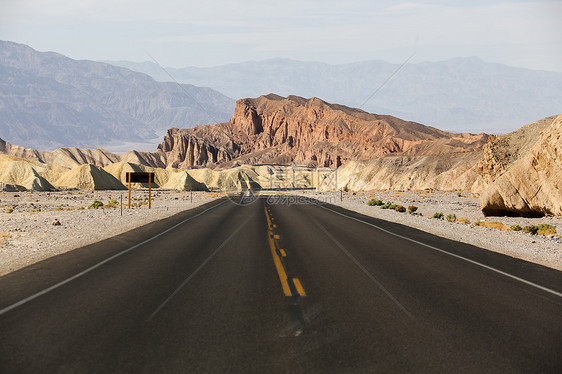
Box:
[107,57,562,134]
[0,41,235,151]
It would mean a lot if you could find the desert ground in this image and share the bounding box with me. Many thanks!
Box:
[0,190,222,276]
[1,189,560,276]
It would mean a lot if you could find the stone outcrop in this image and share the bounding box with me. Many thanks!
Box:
[322,151,482,192]
[54,164,126,191]
[0,137,164,169]
[0,154,54,191]
[157,94,488,169]
[480,114,562,217]
[476,115,555,188]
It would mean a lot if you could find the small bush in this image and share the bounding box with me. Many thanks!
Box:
[457,193,462,197]
[407,206,418,214]
[510,224,522,232]
[367,199,383,206]
[456,218,471,225]
[446,214,457,222]
[5,208,13,214]
[395,205,406,213]
[522,225,539,235]
[388,204,398,210]
[433,212,444,219]
[474,221,508,231]
[87,200,104,209]
[381,202,392,209]
[537,224,556,236]
[104,200,119,209]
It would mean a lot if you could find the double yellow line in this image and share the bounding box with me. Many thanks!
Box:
[265,207,306,297]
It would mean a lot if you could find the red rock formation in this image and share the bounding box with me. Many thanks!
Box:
[157,94,488,169]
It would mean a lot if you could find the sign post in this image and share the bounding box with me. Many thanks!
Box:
[128,173,132,209]
[126,172,155,209]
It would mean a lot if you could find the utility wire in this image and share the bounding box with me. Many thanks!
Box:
[145,51,219,125]
[359,50,417,110]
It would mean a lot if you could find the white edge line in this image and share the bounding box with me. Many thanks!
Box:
[311,216,414,319]
[0,200,227,316]
[317,204,562,299]
[146,214,253,321]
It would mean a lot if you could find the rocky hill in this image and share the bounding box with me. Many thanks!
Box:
[0,40,234,150]
[480,114,562,217]
[476,115,556,187]
[0,137,165,169]
[158,94,488,169]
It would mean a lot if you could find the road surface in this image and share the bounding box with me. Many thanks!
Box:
[1,195,561,373]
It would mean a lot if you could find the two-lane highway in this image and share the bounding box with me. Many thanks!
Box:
[1,196,561,373]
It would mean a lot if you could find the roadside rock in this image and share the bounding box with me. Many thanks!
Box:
[481,114,562,216]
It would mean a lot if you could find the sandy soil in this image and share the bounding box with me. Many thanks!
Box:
[0,190,222,276]
[296,190,562,271]
[1,189,561,276]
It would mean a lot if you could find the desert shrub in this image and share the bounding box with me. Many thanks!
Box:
[104,200,119,209]
[522,225,539,235]
[407,206,418,214]
[388,204,398,210]
[446,214,457,222]
[474,221,508,231]
[537,224,556,236]
[5,208,13,214]
[456,218,471,225]
[510,224,522,231]
[87,200,104,209]
[395,205,406,213]
[367,199,383,206]
[381,202,392,209]
[433,212,444,219]
[457,193,462,197]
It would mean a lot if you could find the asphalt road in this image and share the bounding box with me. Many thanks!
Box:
[1,195,561,373]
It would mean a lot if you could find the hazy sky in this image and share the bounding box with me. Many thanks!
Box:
[1,0,561,71]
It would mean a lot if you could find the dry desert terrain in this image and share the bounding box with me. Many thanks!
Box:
[1,189,560,276]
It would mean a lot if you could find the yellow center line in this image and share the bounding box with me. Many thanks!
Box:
[292,278,307,297]
[265,207,292,297]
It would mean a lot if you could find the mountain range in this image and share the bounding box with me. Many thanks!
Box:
[0,40,235,151]
[107,57,562,134]
[1,91,560,217]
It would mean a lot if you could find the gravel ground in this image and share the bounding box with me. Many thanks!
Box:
[297,190,562,271]
[0,190,222,276]
[1,189,561,276]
